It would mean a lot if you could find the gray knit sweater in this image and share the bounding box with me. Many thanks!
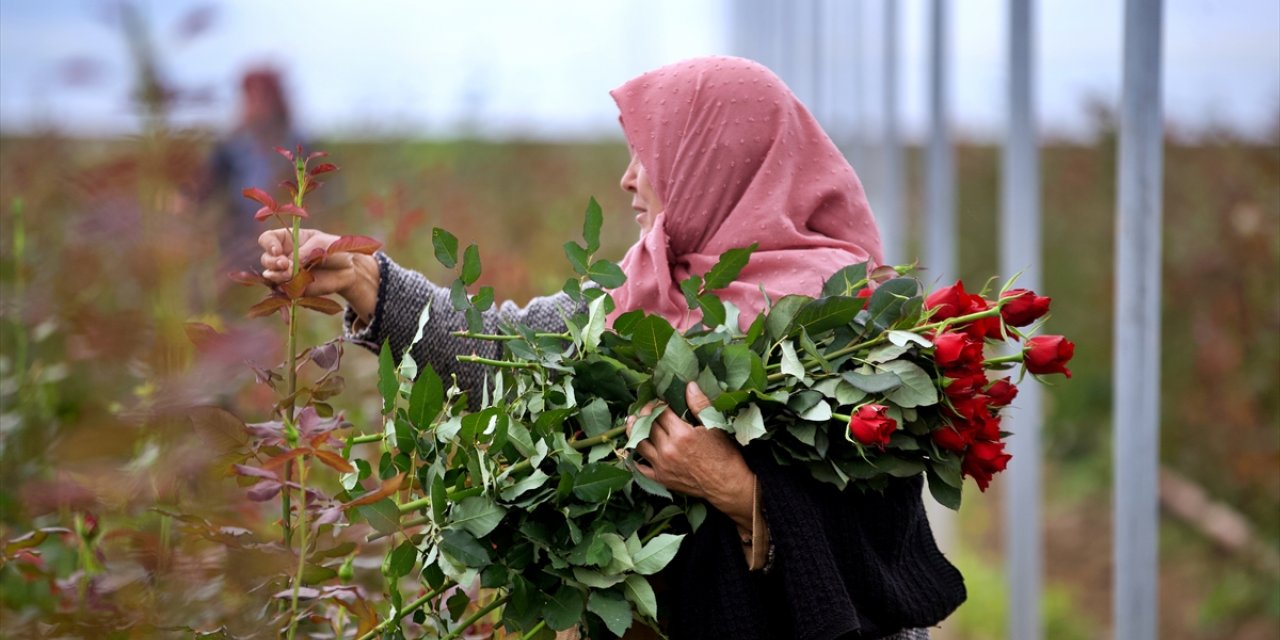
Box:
[343,252,584,396]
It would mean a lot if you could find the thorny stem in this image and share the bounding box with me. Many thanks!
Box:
[281,159,310,549]
[520,621,549,640]
[441,593,510,640]
[285,457,310,640]
[355,580,456,640]
[349,433,383,445]
[451,330,571,341]
[456,354,541,370]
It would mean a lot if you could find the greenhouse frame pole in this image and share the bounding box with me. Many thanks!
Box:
[1114,0,1164,639]
[924,0,955,281]
[1001,1,1043,640]
[880,0,904,264]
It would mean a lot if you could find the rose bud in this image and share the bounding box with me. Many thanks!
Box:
[1024,335,1075,378]
[1000,288,1052,327]
[985,377,1018,407]
[964,295,1006,340]
[961,440,1012,491]
[925,280,970,321]
[933,331,985,369]
[855,287,873,310]
[943,370,988,399]
[847,404,898,447]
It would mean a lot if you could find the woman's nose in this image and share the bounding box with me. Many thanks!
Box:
[620,159,637,193]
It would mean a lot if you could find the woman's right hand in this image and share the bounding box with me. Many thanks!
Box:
[258,228,381,324]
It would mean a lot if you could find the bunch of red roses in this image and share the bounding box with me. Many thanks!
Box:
[845,280,1074,492]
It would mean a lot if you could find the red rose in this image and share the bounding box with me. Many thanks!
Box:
[1024,335,1075,378]
[948,394,991,421]
[984,378,1018,406]
[999,288,1051,327]
[943,370,988,399]
[847,404,897,447]
[962,440,1012,491]
[931,425,970,452]
[965,295,1006,340]
[925,280,970,321]
[932,331,984,369]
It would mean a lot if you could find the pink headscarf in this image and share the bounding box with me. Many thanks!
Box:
[607,56,883,330]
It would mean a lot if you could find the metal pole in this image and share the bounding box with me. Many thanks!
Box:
[879,0,904,264]
[1114,0,1164,638]
[1002,1,1043,640]
[924,0,955,280]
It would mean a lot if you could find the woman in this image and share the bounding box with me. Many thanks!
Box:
[259,56,964,639]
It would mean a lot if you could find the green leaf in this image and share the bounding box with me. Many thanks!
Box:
[835,380,868,405]
[573,567,627,589]
[543,584,585,631]
[578,397,613,437]
[867,342,910,363]
[865,277,920,330]
[631,315,675,367]
[573,463,632,502]
[460,243,482,286]
[631,467,672,498]
[432,227,458,268]
[878,359,939,408]
[623,575,659,621]
[588,589,633,637]
[393,417,415,454]
[703,243,758,291]
[465,306,484,334]
[583,197,603,254]
[679,275,702,310]
[731,403,766,445]
[431,472,448,524]
[926,466,962,510]
[500,469,550,501]
[765,295,810,340]
[843,369,902,394]
[450,496,506,538]
[722,344,754,390]
[357,498,400,535]
[585,532,614,567]
[583,293,608,351]
[587,259,627,288]
[821,262,869,297]
[888,329,932,348]
[630,533,685,575]
[653,333,699,392]
[564,241,589,275]
[387,539,417,578]
[624,405,666,449]
[408,363,444,428]
[779,340,806,380]
[697,293,726,327]
[440,528,492,567]
[473,286,495,312]
[793,296,859,335]
[377,340,398,415]
[449,279,470,311]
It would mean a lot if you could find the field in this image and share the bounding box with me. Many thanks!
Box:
[0,129,1276,638]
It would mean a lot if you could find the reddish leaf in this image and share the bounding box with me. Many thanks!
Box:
[228,270,268,286]
[247,480,283,502]
[280,179,299,199]
[344,473,405,509]
[262,448,308,470]
[231,464,278,480]
[254,206,277,222]
[247,295,290,318]
[241,187,277,208]
[306,150,329,162]
[310,343,341,370]
[314,450,356,474]
[278,204,309,219]
[302,247,328,268]
[275,146,294,161]
[312,375,345,401]
[298,296,343,315]
[328,235,382,255]
[184,322,221,348]
[309,162,338,176]
[280,270,314,300]
[304,180,321,195]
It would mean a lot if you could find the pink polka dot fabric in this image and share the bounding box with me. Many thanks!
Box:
[607,56,883,331]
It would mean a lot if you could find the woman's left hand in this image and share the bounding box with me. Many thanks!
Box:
[627,382,756,530]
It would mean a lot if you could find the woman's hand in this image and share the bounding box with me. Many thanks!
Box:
[258,228,381,324]
[626,382,756,532]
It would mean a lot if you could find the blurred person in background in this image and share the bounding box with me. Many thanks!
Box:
[199,67,306,270]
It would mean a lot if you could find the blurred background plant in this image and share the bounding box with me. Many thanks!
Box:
[0,1,1276,638]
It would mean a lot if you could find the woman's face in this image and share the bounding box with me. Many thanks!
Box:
[620,153,663,233]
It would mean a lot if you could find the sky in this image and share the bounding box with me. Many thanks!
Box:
[0,0,1277,141]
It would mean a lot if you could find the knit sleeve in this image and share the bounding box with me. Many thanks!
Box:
[343,252,582,397]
